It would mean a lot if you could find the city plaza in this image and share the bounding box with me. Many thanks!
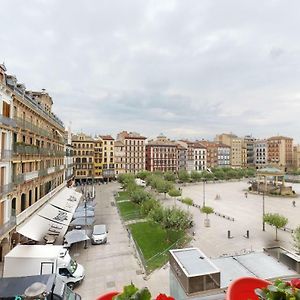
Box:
[73,179,300,299]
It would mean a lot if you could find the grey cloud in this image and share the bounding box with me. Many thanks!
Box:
[1,0,300,142]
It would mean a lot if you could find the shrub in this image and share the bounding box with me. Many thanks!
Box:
[140,198,161,217]
[168,188,181,198]
[164,171,176,182]
[130,189,151,204]
[149,206,164,224]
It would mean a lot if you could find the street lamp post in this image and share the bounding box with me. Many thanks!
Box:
[84,196,88,249]
[203,179,206,207]
[262,190,265,231]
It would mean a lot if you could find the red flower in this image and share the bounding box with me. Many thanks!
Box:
[291,278,300,288]
[156,293,175,300]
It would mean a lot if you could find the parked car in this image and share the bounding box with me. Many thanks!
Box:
[92,225,108,245]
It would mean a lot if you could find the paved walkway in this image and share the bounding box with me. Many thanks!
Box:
[72,182,168,299]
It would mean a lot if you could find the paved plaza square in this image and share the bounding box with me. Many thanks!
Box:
[72,180,300,299]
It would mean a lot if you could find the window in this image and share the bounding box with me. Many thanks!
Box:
[2,102,10,118]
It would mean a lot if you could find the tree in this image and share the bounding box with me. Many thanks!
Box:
[200,206,214,219]
[293,225,300,253]
[136,171,150,180]
[178,170,190,183]
[117,173,135,187]
[182,197,193,210]
[190,171,202,182]
[157,180,174,198]
[130,189,151,204]
[264,213,288,241]
[164,171,176,182]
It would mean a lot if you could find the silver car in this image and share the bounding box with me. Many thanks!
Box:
[91,224,108,245]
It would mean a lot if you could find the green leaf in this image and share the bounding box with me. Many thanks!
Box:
[130,287,151,300]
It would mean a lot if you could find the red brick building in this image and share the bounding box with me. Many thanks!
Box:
[146,135,178,172]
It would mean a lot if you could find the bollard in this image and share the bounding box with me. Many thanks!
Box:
[228,230,231,239]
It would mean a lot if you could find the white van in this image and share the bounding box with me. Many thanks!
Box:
[91,224,108,245]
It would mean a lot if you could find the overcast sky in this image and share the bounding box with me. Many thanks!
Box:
[1,0,300,142]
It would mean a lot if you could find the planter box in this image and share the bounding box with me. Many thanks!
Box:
[226,277,270,300]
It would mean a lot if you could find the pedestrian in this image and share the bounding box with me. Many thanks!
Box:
[293,200,296,207]
[245,192,248,199]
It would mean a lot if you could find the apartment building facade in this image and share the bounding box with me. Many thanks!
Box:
[72,133,94,182]
[64,129,74,185]
[193,142,207,171]
[201,141,218,169]
[267,136,293,170]
[293,145,300,170]
[94,135,115,180]
[217,143,231,167]
[116,131,146,174]
[243,135,256,167]
[215,133,243,168]
[0,64,15,259]
[146,135,178,172]
[254,139,268,168]
[177,143,187,171]
[177,140,206,172]
[0,66,66,260]
[114,140,125,176]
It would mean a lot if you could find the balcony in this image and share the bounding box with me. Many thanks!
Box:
[47,167,55,174]
[13,143,39,155]
[13,143,65,157]
[24,170,39,181]
[0,182,14,196]
[38,168,48,177]
[14,117,64,143]
[0,216,16,238]
[12,170,39,185]
[0,149,13,161]
[12,174,25,185]
[0,114,17,128]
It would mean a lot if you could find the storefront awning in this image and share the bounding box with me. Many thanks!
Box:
[17,187,82,242]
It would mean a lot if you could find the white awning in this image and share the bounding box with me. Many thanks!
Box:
[38,205,73,226]
[17,215,68,242]
[49,188,82,213]
[17,187,82,242]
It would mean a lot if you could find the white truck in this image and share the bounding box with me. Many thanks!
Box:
[3,245,85,289]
